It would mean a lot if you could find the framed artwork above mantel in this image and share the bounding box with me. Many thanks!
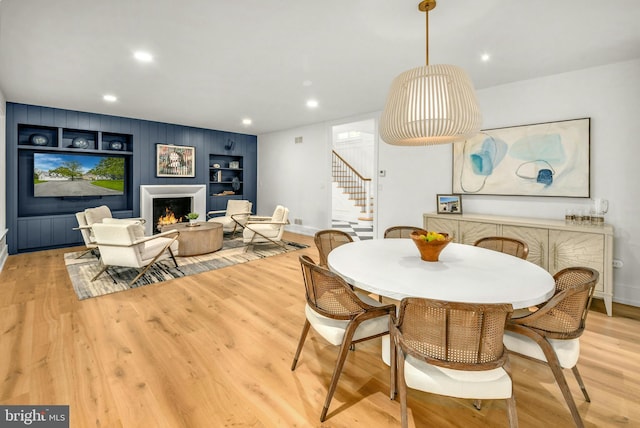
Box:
[156,144,195,177]
[452,118,590,197]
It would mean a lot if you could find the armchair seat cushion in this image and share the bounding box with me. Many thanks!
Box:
[403,354,512,400]
[243,223,280,239]
[503,330,580,368]
[304,292,388,346]
[207,200,252,233]
[84,205,113,225]
[139,236,180,261]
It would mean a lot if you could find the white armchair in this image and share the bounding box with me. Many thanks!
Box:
[207,199,253,235]
[74,205,145,258]
[242,205,289,251]
[90,220,180,286]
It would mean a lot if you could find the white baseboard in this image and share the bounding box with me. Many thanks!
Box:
[285,224,318,237]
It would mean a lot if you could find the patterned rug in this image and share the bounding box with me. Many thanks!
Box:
[64,237,308,300]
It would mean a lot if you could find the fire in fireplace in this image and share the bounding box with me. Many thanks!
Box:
[153,197,191,232]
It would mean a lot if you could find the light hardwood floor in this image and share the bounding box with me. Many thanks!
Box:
[1,232,639,427]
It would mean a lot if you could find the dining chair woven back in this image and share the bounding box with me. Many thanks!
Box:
[391,298,516,428]
[504,266,599,428]
[383,226,425,239]
[291,255,396,422]
[474,236,529,260]
[314,229,353,267]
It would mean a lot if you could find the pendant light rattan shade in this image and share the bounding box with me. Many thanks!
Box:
[379,64,482,146]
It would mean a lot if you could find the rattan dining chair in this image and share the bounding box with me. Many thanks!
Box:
[391,298,517,428]
[291,255,396,422]
[314,229,353,267]
[474,236,529,260]
[503,266,599,428]
[383,226,425,239]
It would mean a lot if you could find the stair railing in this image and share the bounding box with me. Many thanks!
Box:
[332,150,373,218]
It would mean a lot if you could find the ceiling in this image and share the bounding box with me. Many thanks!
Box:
[1,0,639,136]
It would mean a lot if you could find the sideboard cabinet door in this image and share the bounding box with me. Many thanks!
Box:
[425,217,460,242]
[459,221,499,245]
[503,225,550,270]
[549,231,605,293]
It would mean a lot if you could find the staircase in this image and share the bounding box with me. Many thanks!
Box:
[332,151,373,221]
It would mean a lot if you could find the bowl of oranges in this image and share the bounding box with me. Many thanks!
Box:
[410,229,452,262]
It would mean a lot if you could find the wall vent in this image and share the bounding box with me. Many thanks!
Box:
[294,136,303,144]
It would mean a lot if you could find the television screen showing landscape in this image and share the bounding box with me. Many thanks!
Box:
[34,152,125,197]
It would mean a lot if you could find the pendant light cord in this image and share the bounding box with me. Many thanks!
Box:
[419,0,436,65]
[425,6,429,66]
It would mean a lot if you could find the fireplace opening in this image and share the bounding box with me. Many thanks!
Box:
[153,197,191,232]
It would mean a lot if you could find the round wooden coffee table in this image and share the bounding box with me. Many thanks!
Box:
[160,222,223,256]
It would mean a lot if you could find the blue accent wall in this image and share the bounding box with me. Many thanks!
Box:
[6,102,257,254]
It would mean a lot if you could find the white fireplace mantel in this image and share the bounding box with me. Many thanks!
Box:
[140,185,207,235]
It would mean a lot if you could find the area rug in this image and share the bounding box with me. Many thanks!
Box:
[64,237,307,300]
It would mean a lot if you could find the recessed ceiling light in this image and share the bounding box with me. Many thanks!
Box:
[134,51,153,62]
[242,118,252,125]
[306,99,319,108]
[481,53,491,62]
[103,94,117,102]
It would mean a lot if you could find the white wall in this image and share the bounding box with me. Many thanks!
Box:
[257,59,640,307]
[257,123,333,235]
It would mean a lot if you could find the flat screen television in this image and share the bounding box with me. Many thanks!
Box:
[33,152,126,198]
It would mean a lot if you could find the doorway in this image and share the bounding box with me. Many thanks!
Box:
[330,118,376,240]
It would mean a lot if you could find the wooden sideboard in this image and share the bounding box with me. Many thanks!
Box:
[423,213,614,316]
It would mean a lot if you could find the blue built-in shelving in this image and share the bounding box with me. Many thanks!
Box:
[6,103,257,254]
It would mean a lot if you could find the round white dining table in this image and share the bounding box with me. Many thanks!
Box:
[327,239,555,309]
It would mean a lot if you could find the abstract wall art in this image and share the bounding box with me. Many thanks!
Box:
[452,118,590,197]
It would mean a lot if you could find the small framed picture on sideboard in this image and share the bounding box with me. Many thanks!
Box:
[436,194,462,214]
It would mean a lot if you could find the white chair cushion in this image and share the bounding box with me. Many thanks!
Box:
[244,222,280,238]
[403,354,512,400]
[208,215,234,230]
[209,200,252,232]
[503,330,580,369]
[92,223,136,245]
[139,236,179,263]
[84,205,112,225]
[226,200,252,217]
[305,292,389,346]
[272,205,286,222]
[102,218,145,239]
[102,218,140,225]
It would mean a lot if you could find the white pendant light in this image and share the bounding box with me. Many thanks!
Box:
[380,0,482,146]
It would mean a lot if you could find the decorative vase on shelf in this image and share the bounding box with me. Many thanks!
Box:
[410,230,452,262]
[109,141,124,150]
[30,134,49,146]
[71,137,89,149]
